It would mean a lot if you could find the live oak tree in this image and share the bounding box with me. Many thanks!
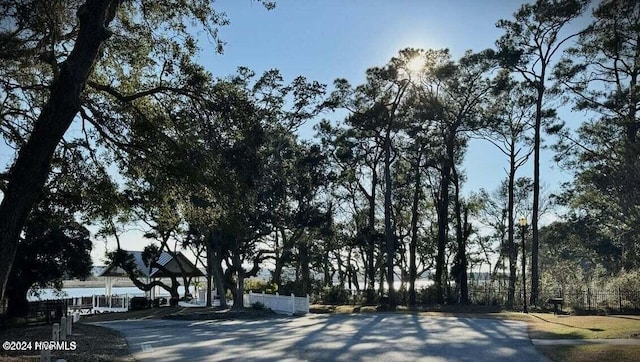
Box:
[107,245,184,305]
[496,0,590,305]
[539,216,622,282]
[269,140,332,295]
[0,0,274,305]
[119,68,327,309]
[5,194,92,317]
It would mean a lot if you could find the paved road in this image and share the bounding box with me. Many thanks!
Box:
[93,314,549,361]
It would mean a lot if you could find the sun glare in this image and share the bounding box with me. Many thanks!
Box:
[406,56,424,78]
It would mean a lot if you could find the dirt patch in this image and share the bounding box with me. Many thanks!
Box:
[163,307,277,320]
[0,323,133,362]
[80,305,280,322]
[79,306,191,322]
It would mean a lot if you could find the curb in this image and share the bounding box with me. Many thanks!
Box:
[532,339,640,346]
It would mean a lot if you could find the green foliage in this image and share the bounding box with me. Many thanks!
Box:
[244,279,277,294]
[6,200,92,316]
[540,217,622,275]
[553,0,640,271]
[417,286,439,305]
[540,259,585,294]
[607,270,640,292]
[319,285,350,305]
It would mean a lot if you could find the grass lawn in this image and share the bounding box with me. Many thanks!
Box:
[521,313,640,339]
[536,345,640,362]
[517,313,640,362]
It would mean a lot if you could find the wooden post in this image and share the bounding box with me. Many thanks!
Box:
[291,293,295,315]
[66,314,72,336]
[60,317,67,340]
[40,323,57,362]
[39,348,51,362]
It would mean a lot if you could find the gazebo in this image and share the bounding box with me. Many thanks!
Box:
[98,250,204,300]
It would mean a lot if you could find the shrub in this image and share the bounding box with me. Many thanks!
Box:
[417,285,438,305]
[129,297,149,311]
[244,279,278,294]
[251,301,266,310]
[320,285,350,305]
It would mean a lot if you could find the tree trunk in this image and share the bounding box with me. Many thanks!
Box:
[336,250,345,286]
[507,153,517,307]
[383,129,396,308]
[408,150,422,306]
[531,84,543,306]
[168,277,180,306]
[182,276,192,299]
[232,252,244,310]
[453,169,468,304]
[435,153,452,304]
[211,251,227,308]
[299,241,311,295]
[205,230,228,308]
[0,0,116,304]
[206,246,213,307]
[5,284,29,318]
[365,172,377,304]
[272,228,291,289]
[323,249,331,286]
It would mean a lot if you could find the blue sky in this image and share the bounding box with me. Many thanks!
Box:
[206,0,519,83]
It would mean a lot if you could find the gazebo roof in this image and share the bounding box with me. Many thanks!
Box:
[99,250,205,278]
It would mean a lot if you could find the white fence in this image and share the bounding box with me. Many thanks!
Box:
[244,291,309,315]
[64,291,308,315]
[67,295,135,313]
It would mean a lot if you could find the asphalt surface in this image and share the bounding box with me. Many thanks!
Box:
[93,313,550,361]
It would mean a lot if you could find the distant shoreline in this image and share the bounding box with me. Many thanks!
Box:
[62,280,136,288]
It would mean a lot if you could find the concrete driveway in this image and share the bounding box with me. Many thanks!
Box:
[93,313,549,361]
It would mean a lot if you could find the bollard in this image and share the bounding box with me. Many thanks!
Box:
[40,348,51,362]
[42,323,60,362]
[60,317,67,340]
[66,314,72,336]
[52,323,60,341]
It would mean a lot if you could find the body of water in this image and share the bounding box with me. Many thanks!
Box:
[27,286,192,301]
